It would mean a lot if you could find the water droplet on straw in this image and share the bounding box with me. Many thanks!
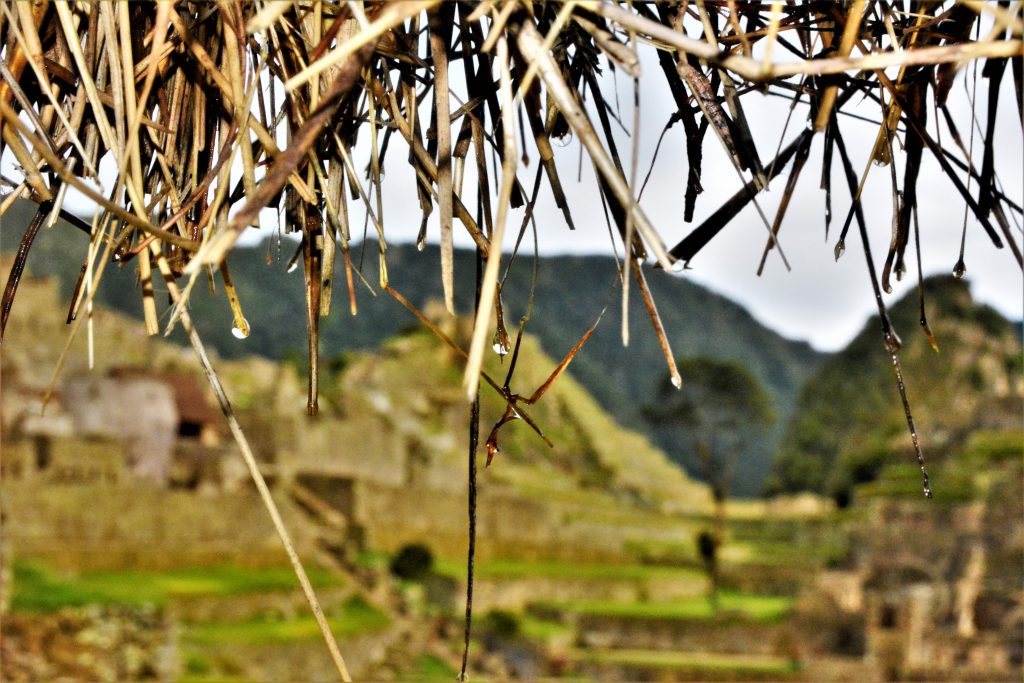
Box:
[953,259,966,279]
[416,236,426,252]
[834,240,846,261]
[231,319,250,339]
[671,260,687,273]
[492,342,509,356]
[286,261,298,274]
[670,373,682,389]
[554,130,573,148]
[884,331,902,354]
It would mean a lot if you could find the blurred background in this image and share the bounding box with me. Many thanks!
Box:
[1,196,1021,681]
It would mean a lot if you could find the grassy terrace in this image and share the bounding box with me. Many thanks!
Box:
[433,557,705,582]
[10,562,346,612]
[183,597,389,645]
[406,654,459,681]
[543,591,794,623]
[179,597,390,682]
[722,539,846,567]
[518,613,575,642]
[574,649,799,676]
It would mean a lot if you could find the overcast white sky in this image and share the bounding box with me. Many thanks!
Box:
[23,21,1024,353]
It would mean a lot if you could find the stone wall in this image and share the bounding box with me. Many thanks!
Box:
[574,615,790,656]
[276,411,408,488]
[353,479,705,565]
[353,481,624,563]
[2,437,125,486]
[1,483,315,571]
[471,573,707,613]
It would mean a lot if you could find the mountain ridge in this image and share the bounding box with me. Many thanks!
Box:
[767,275,1023,501]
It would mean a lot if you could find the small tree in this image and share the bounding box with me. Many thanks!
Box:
[645,358,774,611]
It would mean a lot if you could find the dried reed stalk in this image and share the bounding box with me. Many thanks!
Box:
[1,1,1021,675]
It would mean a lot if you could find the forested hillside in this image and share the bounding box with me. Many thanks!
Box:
[767,276,1023,502]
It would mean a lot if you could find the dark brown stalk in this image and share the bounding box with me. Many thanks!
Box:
[581,68,647,262]
[459,246,483,683]
[836,121,932,499]
[820,104,836,237]
[516,54,575,230]
[66,262,88,324]
[912,205,939,353]
[874,68,1004,249]
[302,205,323,416]
[646,3,705,222]
[757,126,814,274]
[978,52,1008,217]
[669,129,808,264]
[631,258,681,388]
[527,308,605,404]
[884,75,928,291]
[1,201,51,343]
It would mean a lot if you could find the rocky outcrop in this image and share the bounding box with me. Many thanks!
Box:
[0,606,175,681]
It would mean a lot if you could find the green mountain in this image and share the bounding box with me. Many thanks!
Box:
[767,275,1023,502]
[1,200,821,495]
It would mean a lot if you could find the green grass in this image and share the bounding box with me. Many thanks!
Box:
[857,463,977,504]
[433,557,704,582]
[10,562,346,612]
[184,597,389,645]
[963,429,1024,464]
[519,613,574,642]
[725,539,846,567]
[545,591,793,623]
[575,649,798,676]
[405,654,458,680]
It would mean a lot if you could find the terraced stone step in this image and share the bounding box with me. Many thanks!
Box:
[432,559,709,612]
[569,648,801,682]
[573,615,792,656]
[530,592,794,625]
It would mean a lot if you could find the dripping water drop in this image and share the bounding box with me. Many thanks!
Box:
[834,240,845,261]
[286,261,298,274]
[492,342,509,356]
[553,130,574,148]
[231,319,250,339]
[416,235,426,252]
[953,259,966,279]
[670,373,682,389]
[671,260,687,273]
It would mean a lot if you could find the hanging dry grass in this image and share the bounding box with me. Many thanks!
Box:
[1,1,1022,678]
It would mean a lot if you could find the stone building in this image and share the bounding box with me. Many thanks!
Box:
[803,491,1023,682]
[59,368,223,486]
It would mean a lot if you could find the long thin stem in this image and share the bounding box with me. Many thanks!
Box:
[460,247,483,682]
[150,244,352,681]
